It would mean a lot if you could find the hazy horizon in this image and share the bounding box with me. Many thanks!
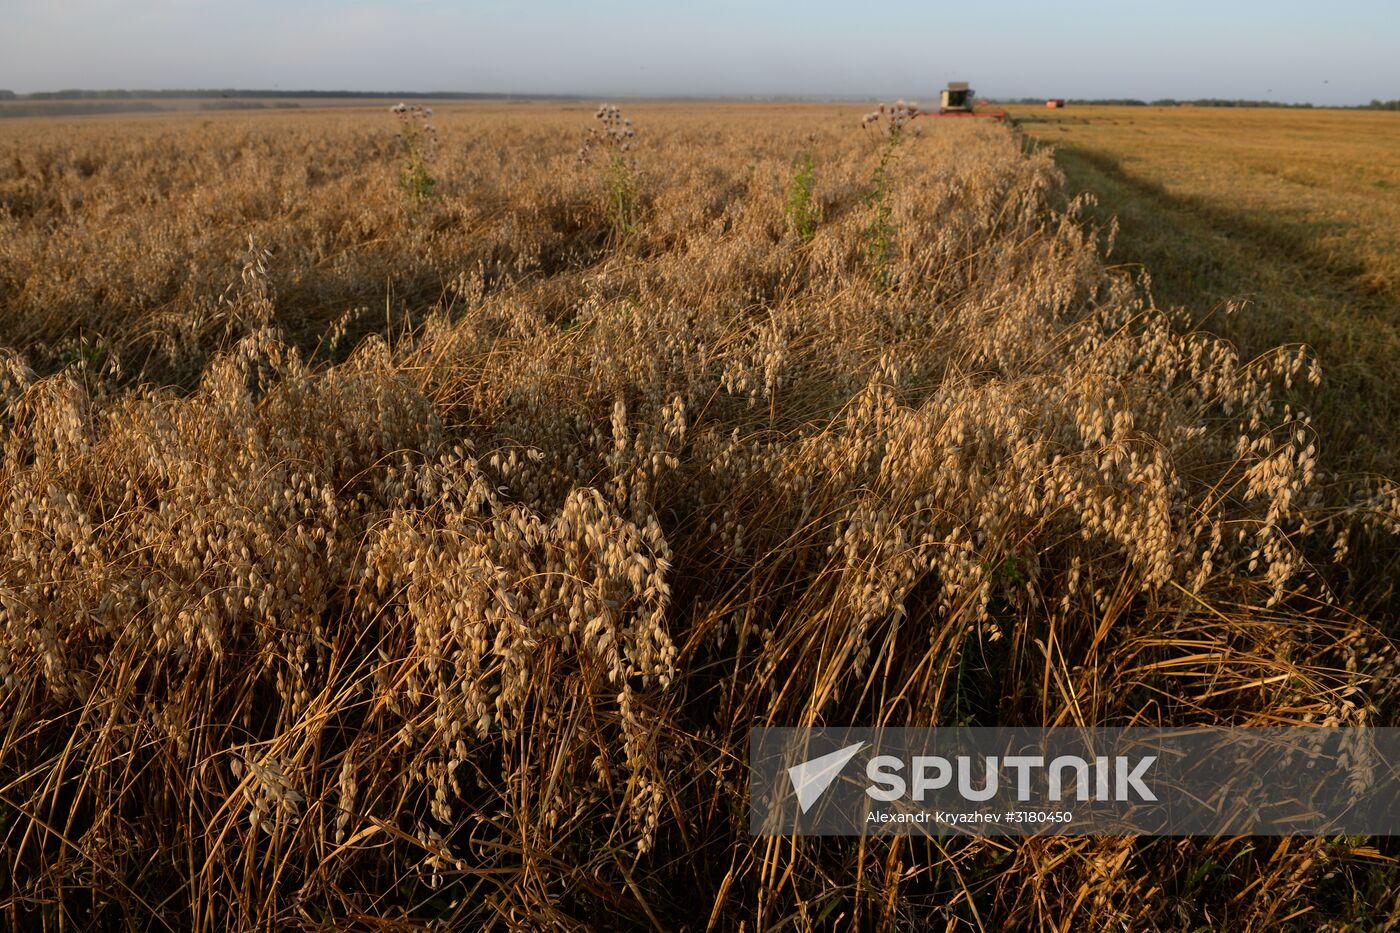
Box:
[3,0,1397,107]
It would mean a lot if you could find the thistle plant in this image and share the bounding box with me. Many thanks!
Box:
[391,102,438,211]
[859,100,920,287]
[578,104,640,246]
[784,138,819,242]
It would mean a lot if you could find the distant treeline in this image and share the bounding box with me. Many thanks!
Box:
[0,89,583,101]
[1149,99,1315,108]
[1003,96,1400,110]
[0,99,303,118]
[999,97,1323,108]
[0,101,163,118]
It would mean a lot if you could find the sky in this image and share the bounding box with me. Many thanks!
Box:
[2,0,1397,105]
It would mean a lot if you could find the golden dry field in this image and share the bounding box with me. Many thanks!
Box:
[0,102,1397,929]
[1014,104,1400,475]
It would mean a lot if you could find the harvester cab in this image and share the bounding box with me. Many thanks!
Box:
[939,82,974,114]
[927,81,1007,122]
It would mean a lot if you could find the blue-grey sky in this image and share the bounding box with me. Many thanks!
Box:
[3,0,1397,104]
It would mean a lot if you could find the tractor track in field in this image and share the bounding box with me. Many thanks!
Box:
[1050,143,1400,316]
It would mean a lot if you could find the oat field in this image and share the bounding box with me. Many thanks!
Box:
[0,103,1397,930]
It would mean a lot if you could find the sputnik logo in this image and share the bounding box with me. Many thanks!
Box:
[787,741,866,813]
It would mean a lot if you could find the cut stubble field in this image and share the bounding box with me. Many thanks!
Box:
[1015,104,1400,477]
[0,102,1397,930]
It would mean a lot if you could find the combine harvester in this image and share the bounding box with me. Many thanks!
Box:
[925,82,1008,122]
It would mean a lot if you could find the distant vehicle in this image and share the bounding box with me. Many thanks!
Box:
[926,82,1007,121]
[940,81,975,113]
[1046,98,1066,109]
